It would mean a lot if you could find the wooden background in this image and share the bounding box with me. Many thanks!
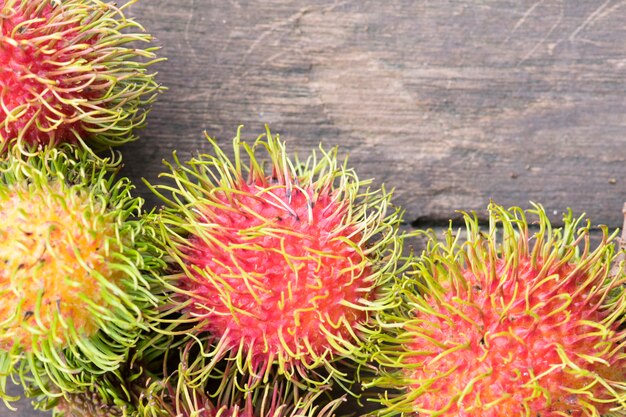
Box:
[10,0,626,415]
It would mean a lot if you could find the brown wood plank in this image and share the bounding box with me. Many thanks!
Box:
[117,0,626,229]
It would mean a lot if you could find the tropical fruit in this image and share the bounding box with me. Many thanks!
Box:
[367,204,626,417]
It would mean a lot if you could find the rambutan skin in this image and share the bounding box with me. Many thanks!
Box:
[0,145,164,404]
[45,360,155,417]
[367,204,626,417]
[0,179,121,349]
[148,127,402,391]
[0,0,163,152]
[180,181,368,362]
[53,390,126,417]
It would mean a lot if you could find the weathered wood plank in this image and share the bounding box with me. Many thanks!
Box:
[118,0,626,229]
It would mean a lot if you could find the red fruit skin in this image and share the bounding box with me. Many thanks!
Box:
[405,257,626,417]
[0,2,99,146]
[181,179,369,371]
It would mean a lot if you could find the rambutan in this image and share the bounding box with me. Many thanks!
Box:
[52,389,126,417]
[47,361,155,417]
[367,203,626,417]
[0,0,163,152]
[148,127,402,392]
[0,145,164,404]
[139,365,344,417]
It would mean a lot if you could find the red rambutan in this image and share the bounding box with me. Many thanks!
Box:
[367,203,626,417]
[0,0,162,152]
[148,127,402,392]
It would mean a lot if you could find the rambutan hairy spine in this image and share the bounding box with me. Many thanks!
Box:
[146,126,403,395]
[366,203,626,417]
[44,359,160,417]
[138,361,345,417]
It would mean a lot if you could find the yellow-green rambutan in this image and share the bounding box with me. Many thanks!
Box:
[366,203,626,417]
[0,0,163,152]
[0,145,164,406]
[147,127,403,394]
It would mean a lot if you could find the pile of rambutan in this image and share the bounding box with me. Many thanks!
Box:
[2,1,626,417]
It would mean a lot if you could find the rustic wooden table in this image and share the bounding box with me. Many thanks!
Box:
[9,0,626,415]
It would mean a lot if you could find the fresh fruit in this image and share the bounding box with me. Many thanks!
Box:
[139,365,344,417]
[148,127,402,392]
[52,387,126,417]
[0,0,163,152]
[0,145,163,404]
[367,203,626,417]
[46,361,154,417]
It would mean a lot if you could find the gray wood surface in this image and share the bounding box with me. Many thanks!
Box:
[120,0,625,227]
[9,0,626,416]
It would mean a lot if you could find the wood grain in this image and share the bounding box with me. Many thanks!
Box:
[8,0,626,416]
